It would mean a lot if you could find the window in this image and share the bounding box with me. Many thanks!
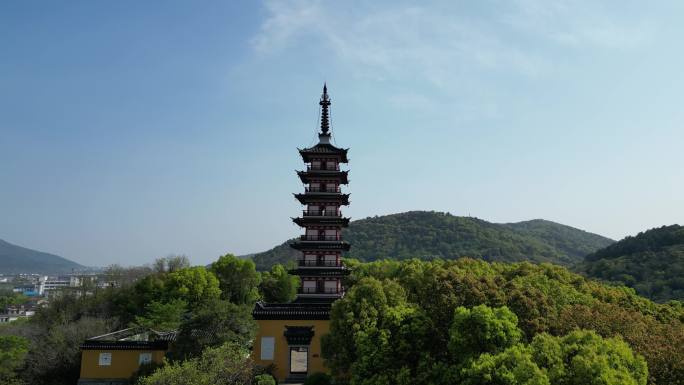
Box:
[139,352,152,365]
[260,337,275,360]
[324,280,338,293]
[324,254,337,266]
[98,352,112,366]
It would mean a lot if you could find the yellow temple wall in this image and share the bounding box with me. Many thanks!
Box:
[252,319,331,381]
[79,349,165,380]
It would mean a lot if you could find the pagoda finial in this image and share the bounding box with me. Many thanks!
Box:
[319,83,331,136]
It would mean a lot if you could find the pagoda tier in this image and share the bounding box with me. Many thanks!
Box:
[297,170,349,185]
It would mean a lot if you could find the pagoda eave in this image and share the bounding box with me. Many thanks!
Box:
[294,193,350,205]
[287,268,351,277]
[292,217,350,227]
[297,171,349,184]
[298,147,349,163]
[289,241,351,251]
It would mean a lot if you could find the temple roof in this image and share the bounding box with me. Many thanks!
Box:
[252,301,332,320]
[298,143,349,163]
[80,327,176,350]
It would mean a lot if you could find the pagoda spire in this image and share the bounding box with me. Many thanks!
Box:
[319,83,331,136]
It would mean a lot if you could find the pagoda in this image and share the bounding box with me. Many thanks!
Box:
[251,85,350,383]
[290,84,350,303]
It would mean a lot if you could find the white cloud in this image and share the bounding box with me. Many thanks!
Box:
[249,0,657,115]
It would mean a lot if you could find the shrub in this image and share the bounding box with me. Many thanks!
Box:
[304,372,332,385]
[254,374,276,385]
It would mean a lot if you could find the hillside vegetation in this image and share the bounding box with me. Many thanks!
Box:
[0,239,85,274]
[328,258,684,385]
[581,224,684,302]
[251,211,614,270]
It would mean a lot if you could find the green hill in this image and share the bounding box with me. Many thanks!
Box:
[580,224,684,302]
[251,211,614,270]
[0,239,85,274]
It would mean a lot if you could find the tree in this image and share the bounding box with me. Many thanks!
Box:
[530,330,648,385]
[134,299,187,332]
[153,255,191,274]
[460,345,550,385]
[321,277,432,385]
[18,317,112,385]
[0,291,28,309]
[171,299,256,360]
[0,335,29,384]
[210,254,260,305]
[164,266,221,309]
[449,305,522,365]
[259,264,299,303]
[136,342,254,385]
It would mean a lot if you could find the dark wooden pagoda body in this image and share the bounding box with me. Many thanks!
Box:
[254,85,350,321]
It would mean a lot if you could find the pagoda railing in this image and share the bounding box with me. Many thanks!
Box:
[307,165,340,171]
[302,210,341,217]
[298,260,341,267]
[300,235,341,241]
[305,186,341,193]
[298,287,342,294]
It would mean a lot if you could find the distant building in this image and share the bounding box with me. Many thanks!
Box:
[251,85,351,383]
[77,328,176,385]
[0,305,35,323]
[12,285,39,296]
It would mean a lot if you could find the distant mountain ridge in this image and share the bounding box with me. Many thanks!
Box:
[251,211,614,270]
[0,239,85,274]
[580,224,684,302]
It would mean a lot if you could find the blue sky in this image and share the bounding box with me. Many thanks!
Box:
[1,0,683,267]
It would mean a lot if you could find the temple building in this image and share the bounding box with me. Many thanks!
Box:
[251,85,350,383]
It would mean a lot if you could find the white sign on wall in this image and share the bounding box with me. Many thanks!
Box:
[98,352,112,366]
[261,337,275,360]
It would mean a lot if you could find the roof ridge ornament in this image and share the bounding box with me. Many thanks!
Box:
[319,83,331,137]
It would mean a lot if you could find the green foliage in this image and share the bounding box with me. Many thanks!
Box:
[1,317,113,385]
[0,253,261,385]
[210,254,261,304]
[252,211,614,269]
[259,264,300,303]
[164,266,221,309]
[460,345,549,385]
[530,330,648,385]
[134,299,188,331]
[303,372,332,385]
[325,258,684,385]
[171,299,256,360]
[581,225,684,302]
[0,335,29,383]
[449,305,522,364]
[253,374,276,385]
[0,291,29,309]
[136,342,253,385]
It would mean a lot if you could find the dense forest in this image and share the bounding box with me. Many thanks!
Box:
[2,254,684,384]
[251,211,614,270]
[328,258,684,385]
[580,225,684,302]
